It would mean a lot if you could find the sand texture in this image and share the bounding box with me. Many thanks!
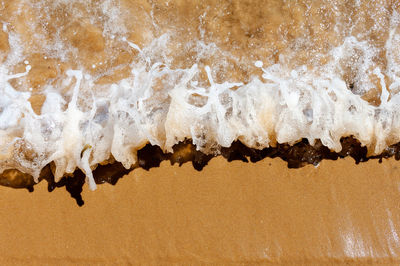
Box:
[1,157,400,264]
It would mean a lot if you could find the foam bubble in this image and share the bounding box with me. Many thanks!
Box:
[254,61,263,68]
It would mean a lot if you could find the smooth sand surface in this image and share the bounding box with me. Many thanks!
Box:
[1,157,400,264]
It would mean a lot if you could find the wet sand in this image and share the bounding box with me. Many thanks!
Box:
[1,157,399,264]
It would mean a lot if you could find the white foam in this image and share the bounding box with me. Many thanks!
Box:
[254,61,263,68]
[1,2,400,189]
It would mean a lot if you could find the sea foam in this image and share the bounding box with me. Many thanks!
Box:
[1,0,400,189]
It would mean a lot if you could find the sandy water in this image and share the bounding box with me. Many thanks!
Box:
[0,0,400,188]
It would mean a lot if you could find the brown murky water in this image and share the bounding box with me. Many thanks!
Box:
[1,0,398,97]
[1,0,400,189]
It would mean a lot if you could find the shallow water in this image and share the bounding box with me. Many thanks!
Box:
[1,0,400,189]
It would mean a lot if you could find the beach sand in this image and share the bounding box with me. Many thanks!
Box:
[1,157,399,264]
[1,1,400,263]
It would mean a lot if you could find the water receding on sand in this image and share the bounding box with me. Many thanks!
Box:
[1,0,400,192]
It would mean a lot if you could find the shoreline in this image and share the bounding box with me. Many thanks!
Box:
[2,136,400,206]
